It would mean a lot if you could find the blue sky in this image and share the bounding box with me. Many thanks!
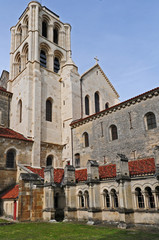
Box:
[0,0,159,101]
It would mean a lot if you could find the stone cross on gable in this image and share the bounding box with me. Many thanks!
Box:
[94,56,99,64]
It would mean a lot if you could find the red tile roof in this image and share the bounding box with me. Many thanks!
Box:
[54,169,64,183]
[75,169,87,182]
[99,164,116,179]
[25,166,45,178]
[1,185,19,199]
[0,128,33,142]
[129,158,155,176]
[25,166,64,183]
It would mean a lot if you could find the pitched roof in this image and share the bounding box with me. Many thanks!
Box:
[25,166,64,183]
[75,169,87,182]
[25,166,45,178]
[99,164,116,179]
[129,158,155,176]
[0,128,33,142]
[1,185,19,199]
[81,64,119,98]
[54,169,64,183]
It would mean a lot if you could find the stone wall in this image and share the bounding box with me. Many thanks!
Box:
[72,89,159,166]
[0,137,32,192]
[0,90,11,128]
[18,173,43,221]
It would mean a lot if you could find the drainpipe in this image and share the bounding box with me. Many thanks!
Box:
[71,127,74,166]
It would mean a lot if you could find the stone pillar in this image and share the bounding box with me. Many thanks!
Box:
[86,160,101,225]
[18,173,43,222]
[48,24,53,42]
[154,146,159,180]
[63,165,76,221]
[43,167,56,221]
[116,154,134,228]
[64,24,71,61]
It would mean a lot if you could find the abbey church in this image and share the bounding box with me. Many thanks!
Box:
[0,1,159,228]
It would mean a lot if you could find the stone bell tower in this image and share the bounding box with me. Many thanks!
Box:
[8,1,81,167]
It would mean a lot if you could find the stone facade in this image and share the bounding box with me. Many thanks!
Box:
[0,88,12,128]
[0,1,159,228]
[71,87,159,166]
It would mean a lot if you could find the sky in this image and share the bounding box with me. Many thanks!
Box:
[0,0,159,101]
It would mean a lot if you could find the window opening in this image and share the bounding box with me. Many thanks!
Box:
[46,99,52,122]
[40,50,47,68]
[54,57,60,73]
[95,92,100,113]
[53,28,58,44]
[42,21,47,38]
[85,96,89,115]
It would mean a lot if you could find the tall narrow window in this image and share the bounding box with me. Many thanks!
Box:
[84,191,89,208]
[145,112,157,130]
[85,95,89,115]
[135,188,144,208]
[46,99,52,122]
[18,100,22,123]
[6,149,16,168]
[111,189,118,208]
[95,92,100,113]
[145,187,155,208]
[105,102,109,109]
[46,155,53,166]
[54,57,60,73]
[110,125,118,141]
[83,132,89,147]
[78,191,84,208]
[40,50,47,68]
[42,21,47,38]
[53,28,58,44]
[75,153,80,168]
[103,190,110,208]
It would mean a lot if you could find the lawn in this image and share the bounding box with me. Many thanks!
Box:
[0,222,159,240]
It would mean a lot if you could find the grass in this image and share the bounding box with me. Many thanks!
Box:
[0,222,159,240]
[0,218,9,223]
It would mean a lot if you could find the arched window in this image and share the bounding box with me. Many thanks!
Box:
[94,92,100,113]
[78,191,84,208]
[111,189,118,208]
[85,95,89,115]
[145,112,157,130]
[46,99,52,122]
[6,149,16,168]
[105,102,109,109]
[84,191,89,208]
[135,187,144,208]
[75,153,80,168]
[17,24,22,45]
[155,186,159,209]
[42,21,47,38]
[145,187,155,208]
[83,132,89,147]
[54,193,59,209]
[53,28,58,44]
[18,99,22,123]
[46,155,53,166]
[54,57,60,73]
[22,43,28,69]
[110,125,118,141]
[40,50,47,68]
[103,190,110,208]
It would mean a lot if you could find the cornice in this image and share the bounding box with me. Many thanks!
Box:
[71,87,159,128]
